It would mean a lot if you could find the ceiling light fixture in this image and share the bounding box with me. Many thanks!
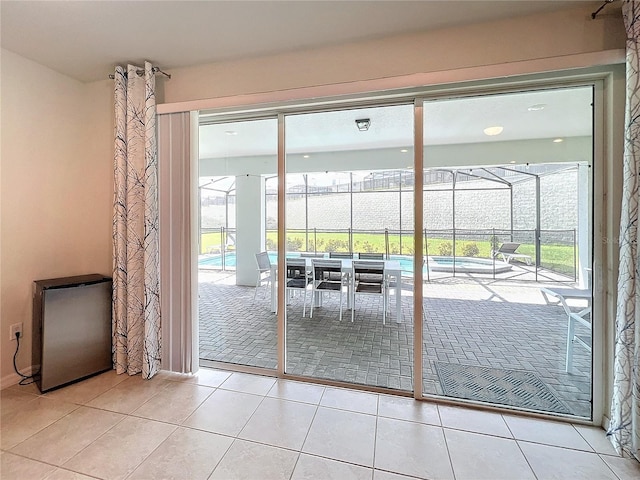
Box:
[400,149,408,153]
[527,104,546,111]
[483,126,503,136]
[303,155,310,158]
[553,138,564,143]
[224,130,238,136]
[355,118,371,131]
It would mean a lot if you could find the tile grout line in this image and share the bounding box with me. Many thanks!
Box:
[511,437,541,479]
[371,393,380,474]
[5,368,620,479]
[440,422,458,480]
[8,400,130,478]
[68,391,175,478]
[283,389,318,480]
[231,379,274,441]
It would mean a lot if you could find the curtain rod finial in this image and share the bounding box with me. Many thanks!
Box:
[591,0,616,19]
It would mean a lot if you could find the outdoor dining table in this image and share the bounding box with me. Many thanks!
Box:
[269,256,403,322]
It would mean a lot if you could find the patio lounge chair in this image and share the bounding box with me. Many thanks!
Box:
[225,233,236,251]
[540,287,591,373]
[492,242,532,265]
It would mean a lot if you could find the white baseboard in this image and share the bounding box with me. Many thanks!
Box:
[1,366,35,390]
[602,414,611,432]
[1,372,21,389]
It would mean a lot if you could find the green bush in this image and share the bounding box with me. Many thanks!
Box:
[462,242,480,257]
[438,241,453,256]
[361,241,375,253]
[425,242,432,255]
[325,239,349,252]
[287,237,303,251]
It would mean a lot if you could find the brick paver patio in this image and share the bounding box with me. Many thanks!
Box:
[198,269,591,418]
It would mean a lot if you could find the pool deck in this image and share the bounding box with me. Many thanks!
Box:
[198,264,590,418]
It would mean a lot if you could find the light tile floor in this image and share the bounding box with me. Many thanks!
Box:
[2,368,639,480]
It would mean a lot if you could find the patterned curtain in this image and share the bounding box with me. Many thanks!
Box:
[609,0,640,461]
[112,62,161,378]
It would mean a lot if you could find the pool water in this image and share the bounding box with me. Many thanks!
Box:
[199,252,243,267]
[199,252,416,273]
[198,253,510,274]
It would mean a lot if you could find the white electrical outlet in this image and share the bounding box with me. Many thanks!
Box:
[10,323,23,341]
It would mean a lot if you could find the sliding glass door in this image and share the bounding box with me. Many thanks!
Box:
[421,86,594,418]
[194,83,597,419]
[283,104,415,391]
[197,117,278,369]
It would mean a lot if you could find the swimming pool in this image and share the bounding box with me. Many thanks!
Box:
[428,256,512,274]
[198,252,415,271]
[198,253,510,274]
[199,252,243,268]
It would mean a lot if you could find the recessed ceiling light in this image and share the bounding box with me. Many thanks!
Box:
[303,155,310,158]
[355,118,371,131]
[400,149,408,153]
[528,104,546,111]
[224,130,238,136]
[483,126,504,136]
[510,161,516,164]
[553,138,564,143]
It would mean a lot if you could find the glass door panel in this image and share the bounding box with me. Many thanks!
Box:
[197,117,278,369]
[284,104,415,391]
[422,87,594,418]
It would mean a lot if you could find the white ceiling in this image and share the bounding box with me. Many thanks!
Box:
[1,0,603,83]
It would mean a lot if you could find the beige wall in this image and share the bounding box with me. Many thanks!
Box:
[0,49,112,384]
[163,4,624,104]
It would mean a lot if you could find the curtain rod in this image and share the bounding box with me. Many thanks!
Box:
[591,0,616,19]
[108,66,171,80]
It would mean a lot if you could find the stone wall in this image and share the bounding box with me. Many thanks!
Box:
[202,169,579,242]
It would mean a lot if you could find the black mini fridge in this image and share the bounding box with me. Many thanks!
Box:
[32,274,113,393]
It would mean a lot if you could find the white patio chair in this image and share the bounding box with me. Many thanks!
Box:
[358,252,384,260]
[253,251,272,301]
[286,258,311,317]
[310,259,345,321]
[328,252,352,281]
[351,261,387,325]
[329,252,353,259]
[540,287,591,373]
